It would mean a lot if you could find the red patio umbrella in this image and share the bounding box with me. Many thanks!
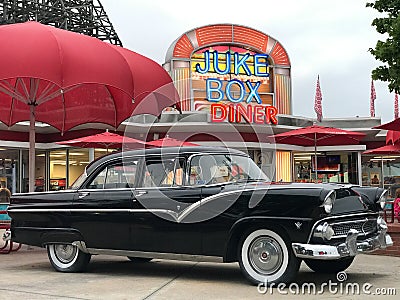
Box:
[363,144,400,155]
[0,22,179,191]
[364,130,400,155]
[147,136,199,148]
[268,125,365,181]
[386,130,400,145]
[56,130,147,151]
[374,118,400,131]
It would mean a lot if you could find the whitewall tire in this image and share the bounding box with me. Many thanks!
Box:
[238,229,300,285]
[47,243,91,272]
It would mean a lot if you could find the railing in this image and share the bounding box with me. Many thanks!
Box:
[0,204,21,254]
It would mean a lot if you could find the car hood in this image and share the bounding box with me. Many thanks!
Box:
[224,181,369,216]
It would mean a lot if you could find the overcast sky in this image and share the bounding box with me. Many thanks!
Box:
[102,0,395,123]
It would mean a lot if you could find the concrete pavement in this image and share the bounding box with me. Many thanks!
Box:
[0,245,399,300]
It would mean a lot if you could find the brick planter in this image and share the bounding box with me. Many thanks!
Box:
[370,223,400,257]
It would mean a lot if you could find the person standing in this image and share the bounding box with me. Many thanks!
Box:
[394,188,400,223]
[0,181,11,203]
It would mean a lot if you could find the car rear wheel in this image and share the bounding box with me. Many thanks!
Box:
[47,243,91,272]
[238,228,300,285]
[127,257,153,263]
[304,257,354,273]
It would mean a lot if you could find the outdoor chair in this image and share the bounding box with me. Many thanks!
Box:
[383,200,395,223]
[0,204,21,254]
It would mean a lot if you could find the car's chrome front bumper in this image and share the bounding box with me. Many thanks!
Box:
[292,218,393,260]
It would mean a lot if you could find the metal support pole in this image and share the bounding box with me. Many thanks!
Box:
[381,156,384,189]
[18,149,23,192]
[29,104,36,192]
[314,132,318,183]
[89,148,95,162]
[357,151,362,186]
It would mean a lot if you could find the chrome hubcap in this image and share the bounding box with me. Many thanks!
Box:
[54,244,77,264]
[248,236,283,275]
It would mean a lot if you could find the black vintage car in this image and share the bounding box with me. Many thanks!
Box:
[7,147,393,285]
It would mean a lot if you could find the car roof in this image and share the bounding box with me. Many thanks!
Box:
[85,146,246,175]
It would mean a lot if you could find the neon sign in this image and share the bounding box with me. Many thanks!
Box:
[194,50,278,124]
[211,103,278,124]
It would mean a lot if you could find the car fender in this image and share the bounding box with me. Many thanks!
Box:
[223,216,313,262]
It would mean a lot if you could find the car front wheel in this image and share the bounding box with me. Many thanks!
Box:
[47,243,91,272]
[238,228,300,285]
[304,257,354,273]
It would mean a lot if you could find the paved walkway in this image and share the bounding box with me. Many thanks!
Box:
[0,245,399,299]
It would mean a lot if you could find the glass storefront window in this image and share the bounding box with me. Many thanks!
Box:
[95,148,115,160]
[294,152,359,184]
[21,149,46,193]
[0,148,19,195]
[50,150,66,191]
[362,155,400,197]
[68,149,90,188]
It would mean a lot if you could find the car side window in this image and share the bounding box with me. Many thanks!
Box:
[173,158,185,186]
[87,168,107,189]
[87,160,138,189]
[141,158,185,188]
[189,154,233,185]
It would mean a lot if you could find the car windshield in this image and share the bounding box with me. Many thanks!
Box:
[70,172,88,190]
[189,154,269,185]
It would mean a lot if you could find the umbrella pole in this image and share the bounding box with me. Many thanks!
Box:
[314,132,318,183]
[29,105,36,192]
[381,156,384,189]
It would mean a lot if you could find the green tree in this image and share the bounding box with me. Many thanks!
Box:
[367,0,400,93]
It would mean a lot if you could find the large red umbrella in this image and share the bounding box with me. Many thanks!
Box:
[364,130,400,155]
[268,125,365,181]
[373,118,400,131]
[363,144,400,155]
[111,46,180,115]
[56,130,147,151]
[0,22,179,191]
[147,136,199,148]
[386,130,400,145]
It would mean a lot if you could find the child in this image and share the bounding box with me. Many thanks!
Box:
[394,188,400,223]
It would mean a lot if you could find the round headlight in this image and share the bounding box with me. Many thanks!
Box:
[377,190,388,210]
[321,190,336,214]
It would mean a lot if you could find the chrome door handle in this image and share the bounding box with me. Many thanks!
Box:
[78,192,90,199]
[134,191,147,197]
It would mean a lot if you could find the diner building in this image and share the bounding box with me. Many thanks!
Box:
[0,24,394,194]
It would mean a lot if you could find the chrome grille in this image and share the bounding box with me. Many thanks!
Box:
[331,219,377,239]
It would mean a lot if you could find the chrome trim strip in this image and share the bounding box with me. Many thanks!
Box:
[85,248,223,263]
[79,188,134,192]
[176,189,242,222]
[7,208,177,217]
[12,190,76,196]
[330,217,370,225]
